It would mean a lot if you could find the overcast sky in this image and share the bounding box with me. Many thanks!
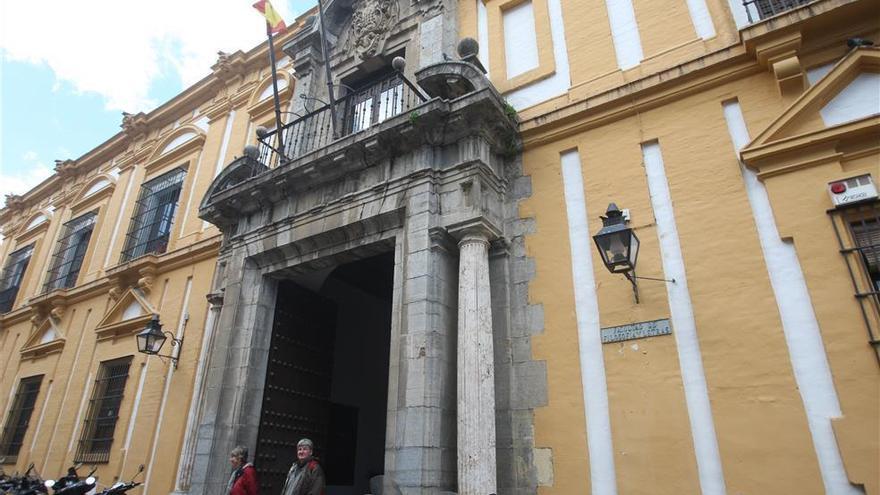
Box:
[0,0,315,207]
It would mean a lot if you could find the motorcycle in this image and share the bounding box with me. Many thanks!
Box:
[1,464,48,495]
[94,465,143,495]
[43,467,96,495]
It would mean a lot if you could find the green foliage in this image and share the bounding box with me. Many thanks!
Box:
[409,111,420,125]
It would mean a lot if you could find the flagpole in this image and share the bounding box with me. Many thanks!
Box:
[266,26,286,154]
[316,0,340,138]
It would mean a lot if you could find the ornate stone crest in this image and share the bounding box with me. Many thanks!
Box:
[346,0,399,60]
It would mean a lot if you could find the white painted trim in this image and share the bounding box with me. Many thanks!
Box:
[122,361,149,452]
[820,72,880,126]
[685,0,716,39]
[28,380,53,454]
[42,309,90,473]
[178,149,205,238]
[174,303,219,491]
[68,372,94,453]
[727,0,752,28]
[641,141,726,495]
[104,170,137,268]
[605,0,643,70]
[722,100,859,495]
[560,149,618,495]
[214,110,236,178]
[143,277,192,495]
[161,132,197,156]
[504,0,572,110]
[478,0,490,78]
[503,1,540,79]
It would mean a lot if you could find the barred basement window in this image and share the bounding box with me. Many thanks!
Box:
[75,357,133,463]
[120,167,187,262]
[43,212,97,293]
[0,375,43,464]
[0,244,34,313]
[830,201,880,363]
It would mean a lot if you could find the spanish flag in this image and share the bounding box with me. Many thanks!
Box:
[253,0,286,34]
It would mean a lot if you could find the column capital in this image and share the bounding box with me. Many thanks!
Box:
[447,217,502,246]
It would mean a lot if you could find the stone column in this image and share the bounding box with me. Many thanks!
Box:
[457,228,498,495]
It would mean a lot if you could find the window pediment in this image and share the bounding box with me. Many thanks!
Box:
[20,318,65,360]
[95,287,156,341]
[741,48,880,175]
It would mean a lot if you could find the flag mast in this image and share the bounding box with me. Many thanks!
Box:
[266,28,285,153]
[316,0,340,138]
[253,0,287,154]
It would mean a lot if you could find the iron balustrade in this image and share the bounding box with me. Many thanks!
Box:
[742,0,813,23]
[257,71,427,170]
[75,357,132,463]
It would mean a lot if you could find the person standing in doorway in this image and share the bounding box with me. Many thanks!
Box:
[281,438,326,495]
[227,445,259,495]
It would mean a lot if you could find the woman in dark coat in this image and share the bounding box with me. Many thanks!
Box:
[227,445,259,495]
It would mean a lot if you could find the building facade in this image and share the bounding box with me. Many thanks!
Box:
[0,0,877,494]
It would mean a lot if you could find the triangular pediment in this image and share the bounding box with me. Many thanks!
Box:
[747,48,880,148]
[20,318,66,360]
[95,288,156,340]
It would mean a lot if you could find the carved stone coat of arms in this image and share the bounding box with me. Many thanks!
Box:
[347,0,399,60]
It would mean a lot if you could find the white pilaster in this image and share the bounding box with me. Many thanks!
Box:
[457,229,497,495]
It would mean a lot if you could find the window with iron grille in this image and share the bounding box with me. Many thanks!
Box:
[0,375,43,464]
[830,201,880,363]
[43,212,97,293]
[0,244,34,313]
[120,168,186,262]
[75,357,132,463]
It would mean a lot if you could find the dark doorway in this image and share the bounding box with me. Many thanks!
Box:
[255,252,394,495]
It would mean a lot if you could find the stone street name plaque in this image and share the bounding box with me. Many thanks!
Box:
[601,318,672,344]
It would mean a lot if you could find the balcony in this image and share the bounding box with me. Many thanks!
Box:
[742,0,814,23]
[200,60,519,229]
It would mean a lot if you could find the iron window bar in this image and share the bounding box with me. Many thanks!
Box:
[741,0,814,23]
[0,375,43,464]
[0,244,34,313]
[120,168,187,263]
[256,71,427,170]
[75,357,132,463]
[43,212,97,293]
[828,200,880,365]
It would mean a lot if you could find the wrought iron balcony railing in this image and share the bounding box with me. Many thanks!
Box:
[257,71,427,170]
[742,0,813,23]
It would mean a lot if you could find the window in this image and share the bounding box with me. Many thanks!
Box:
[830,201,880,362]
[0,375,43,463]
[75,357,132,463]
[0,245,34,313]
[120,168,187,262]
[851,218,880,291]
[43,212,97,292]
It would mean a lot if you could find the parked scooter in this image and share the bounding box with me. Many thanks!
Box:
[94,465,143,495]
[44,467,96,495]
[1,464,48,495]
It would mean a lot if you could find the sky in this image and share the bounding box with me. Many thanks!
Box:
[0,0,316,207]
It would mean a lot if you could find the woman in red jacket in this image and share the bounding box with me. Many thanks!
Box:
[227,445,259,495]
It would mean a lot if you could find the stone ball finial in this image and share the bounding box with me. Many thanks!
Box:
[243,144,260,159]
[255,126,270,139]
[391,56,406,72]
[457,38,479,59]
